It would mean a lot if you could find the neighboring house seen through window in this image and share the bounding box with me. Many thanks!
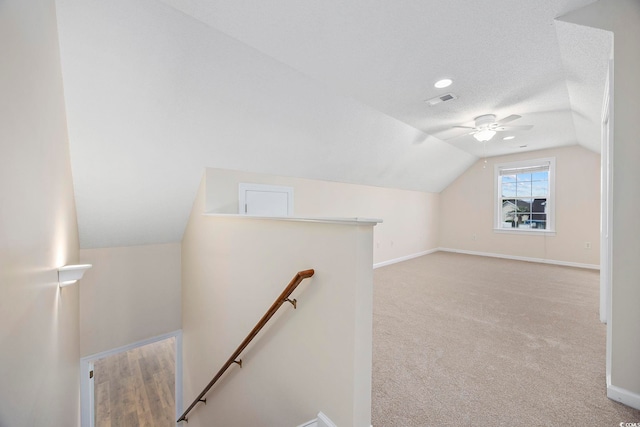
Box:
[495,158,555,233]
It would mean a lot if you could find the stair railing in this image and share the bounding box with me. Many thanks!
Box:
[177,269,315,423]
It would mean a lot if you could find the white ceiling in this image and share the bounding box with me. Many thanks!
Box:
[54,0,611,248]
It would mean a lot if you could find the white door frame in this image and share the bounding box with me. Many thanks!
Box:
[80,330,183,427]
[600,58,613,325]
[602,57,614,384]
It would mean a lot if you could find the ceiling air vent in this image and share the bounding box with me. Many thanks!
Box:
[424,92,458,107]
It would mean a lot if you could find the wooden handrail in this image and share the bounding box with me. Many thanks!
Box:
[177,269,315,423]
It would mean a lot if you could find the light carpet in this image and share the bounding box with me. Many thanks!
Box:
[372,252,640,426]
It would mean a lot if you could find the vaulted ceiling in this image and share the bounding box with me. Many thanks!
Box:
[54,0,611,248]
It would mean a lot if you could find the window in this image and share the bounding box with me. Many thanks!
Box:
[495,158,555,233]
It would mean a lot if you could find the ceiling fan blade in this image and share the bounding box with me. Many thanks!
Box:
[444,130,475,140]
[497,125,533,131]
[496,114,521,125]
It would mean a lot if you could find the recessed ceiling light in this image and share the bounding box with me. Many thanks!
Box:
[434,78,453,89]
[503,136,515,140]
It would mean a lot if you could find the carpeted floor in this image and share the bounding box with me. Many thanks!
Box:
[372,252,640,426]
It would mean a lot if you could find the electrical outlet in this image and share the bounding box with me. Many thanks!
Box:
[585,242,592,249]
[472,234,477,241]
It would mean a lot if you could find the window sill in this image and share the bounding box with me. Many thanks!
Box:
[493,228,556,236]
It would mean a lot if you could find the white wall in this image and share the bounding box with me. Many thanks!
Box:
[79,243,182,356]
[182,178,373,426]
[206,168,439,265]
[0,1,81,425]
[439,145,600,267]
[559,0,640,407]
[55,0,476,249]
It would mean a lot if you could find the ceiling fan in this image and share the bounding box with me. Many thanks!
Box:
[449,114,533,142]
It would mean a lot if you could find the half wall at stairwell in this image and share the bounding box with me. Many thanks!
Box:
[180,175,375,426]
[205,168,439,266]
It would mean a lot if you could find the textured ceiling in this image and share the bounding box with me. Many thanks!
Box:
[157,0,610,155]
[54,0,611,248]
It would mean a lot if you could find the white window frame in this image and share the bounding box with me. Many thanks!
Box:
[494,157,556,235]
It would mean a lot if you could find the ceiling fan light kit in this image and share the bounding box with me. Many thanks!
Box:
[472,114,498,141]
[474,128,497,142]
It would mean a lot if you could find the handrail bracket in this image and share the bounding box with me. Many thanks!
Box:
[285,298,297,309]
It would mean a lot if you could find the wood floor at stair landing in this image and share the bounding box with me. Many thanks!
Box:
[94,336,175,427]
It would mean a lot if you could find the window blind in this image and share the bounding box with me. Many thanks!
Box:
[498,163,550,175]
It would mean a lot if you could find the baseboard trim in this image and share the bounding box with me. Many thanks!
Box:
[437,248,600,270]
[607,384,640,410]
[373,249,438,269]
